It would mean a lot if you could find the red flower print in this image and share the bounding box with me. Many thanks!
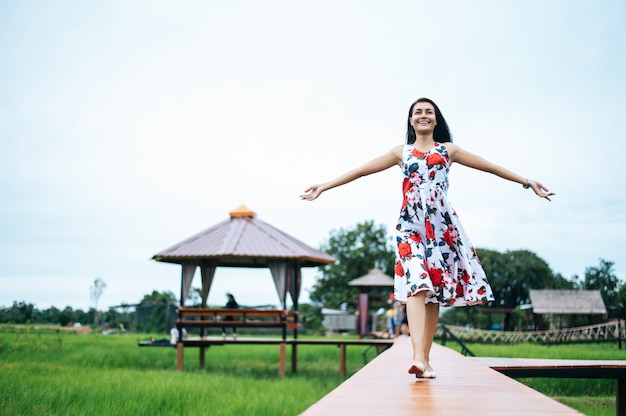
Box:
[425,219,435,240]
[402,178,411,195]
[429,170,435,180]
[430,268,444,286]
[461,270,471,283]
[426,152,443,166]
[412,148,425,157]
[456,283,464,297]
[395,261,404,277]
[409,233,422,244]
[443,229,454,248]
[477,287,486,295]
[398,242,412,258]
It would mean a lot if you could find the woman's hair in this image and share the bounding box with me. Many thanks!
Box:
[405,97,453,144]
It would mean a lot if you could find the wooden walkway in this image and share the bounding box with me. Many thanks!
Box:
[301,336,582,416]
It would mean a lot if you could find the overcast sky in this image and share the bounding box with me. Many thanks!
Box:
[1,0,625,312]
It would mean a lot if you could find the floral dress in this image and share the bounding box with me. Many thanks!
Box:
[393,143,495,306]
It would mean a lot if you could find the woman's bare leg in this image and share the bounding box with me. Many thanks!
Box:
[405,292,426,368]
[423,302,439,371]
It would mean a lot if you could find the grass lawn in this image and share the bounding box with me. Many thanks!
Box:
[0,327,373,416]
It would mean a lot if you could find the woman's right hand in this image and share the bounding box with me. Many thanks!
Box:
[300,184,324,201]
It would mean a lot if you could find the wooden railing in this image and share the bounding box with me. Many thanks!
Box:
[176,307,298,340]
[436,319,624,345]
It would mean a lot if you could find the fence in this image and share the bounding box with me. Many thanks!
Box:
[436,319,625,345]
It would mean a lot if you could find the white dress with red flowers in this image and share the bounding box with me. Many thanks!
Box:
[393,143,495,306]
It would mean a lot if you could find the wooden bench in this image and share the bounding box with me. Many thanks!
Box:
[176,307,298,340]
[471,357,626,416]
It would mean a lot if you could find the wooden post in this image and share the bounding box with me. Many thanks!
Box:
[617,378,625,416]
[279,343,286,377]
[199,346,205,368]
[176,342,184,371]
[339,344,346,379]
[291,343,298,374]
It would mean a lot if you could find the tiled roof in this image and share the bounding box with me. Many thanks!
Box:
[529,289,607,315]
[152,205,335,267]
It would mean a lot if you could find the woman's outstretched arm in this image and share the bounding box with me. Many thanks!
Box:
[445,142,555,201]
[300,145,403,201]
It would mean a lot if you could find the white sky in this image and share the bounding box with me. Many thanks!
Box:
[1,0,625,311]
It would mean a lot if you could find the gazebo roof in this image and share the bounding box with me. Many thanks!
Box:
[152,205,335,268]
[529,289,607,315]
[348,266,394,287]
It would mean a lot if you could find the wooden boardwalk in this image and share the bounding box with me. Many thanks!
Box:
[301,335,582,416]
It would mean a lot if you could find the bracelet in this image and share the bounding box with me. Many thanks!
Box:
[523,179,531,189]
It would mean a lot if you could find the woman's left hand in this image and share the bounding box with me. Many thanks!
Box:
[529,180,555,201]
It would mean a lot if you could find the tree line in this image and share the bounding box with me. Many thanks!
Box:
[0,290,179,334]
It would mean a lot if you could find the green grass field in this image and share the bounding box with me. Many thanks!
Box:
[0,326,623,415]
[0,327,370,415]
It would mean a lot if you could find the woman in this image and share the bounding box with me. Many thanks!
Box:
[222,293,239,340]
[300,97,555,378]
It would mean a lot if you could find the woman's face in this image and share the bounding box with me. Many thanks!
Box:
[409,101,437,134]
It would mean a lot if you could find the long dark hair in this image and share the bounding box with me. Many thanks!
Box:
[405,98,452,144]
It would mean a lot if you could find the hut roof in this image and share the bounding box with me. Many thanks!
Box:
[152,205,335,268]
[529,289,607,315]
[348,266,394,287]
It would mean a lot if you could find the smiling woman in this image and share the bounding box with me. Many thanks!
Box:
[300,97,555,382]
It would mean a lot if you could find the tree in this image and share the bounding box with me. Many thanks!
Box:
[136,290,177,333]
[90,278,107,326]
[583,258,621,318]
[309,221,395,310]
[296,303,324,334]
[0,301,35,324]
[471,249,559,330]
[478,249,555,309]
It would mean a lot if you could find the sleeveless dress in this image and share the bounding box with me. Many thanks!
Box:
[393,143,495,306]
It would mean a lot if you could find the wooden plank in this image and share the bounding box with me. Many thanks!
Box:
[472,356,626,416]
[177,321,287,328]
[178,307,296,319]
[301,336,582,416]
[472,357,626,370]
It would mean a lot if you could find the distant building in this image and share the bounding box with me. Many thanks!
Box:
[528,289,607,329]
[322,308,356,333]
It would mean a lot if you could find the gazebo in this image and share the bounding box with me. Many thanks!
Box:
[152,205,335,312]
[349,266,394,336]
